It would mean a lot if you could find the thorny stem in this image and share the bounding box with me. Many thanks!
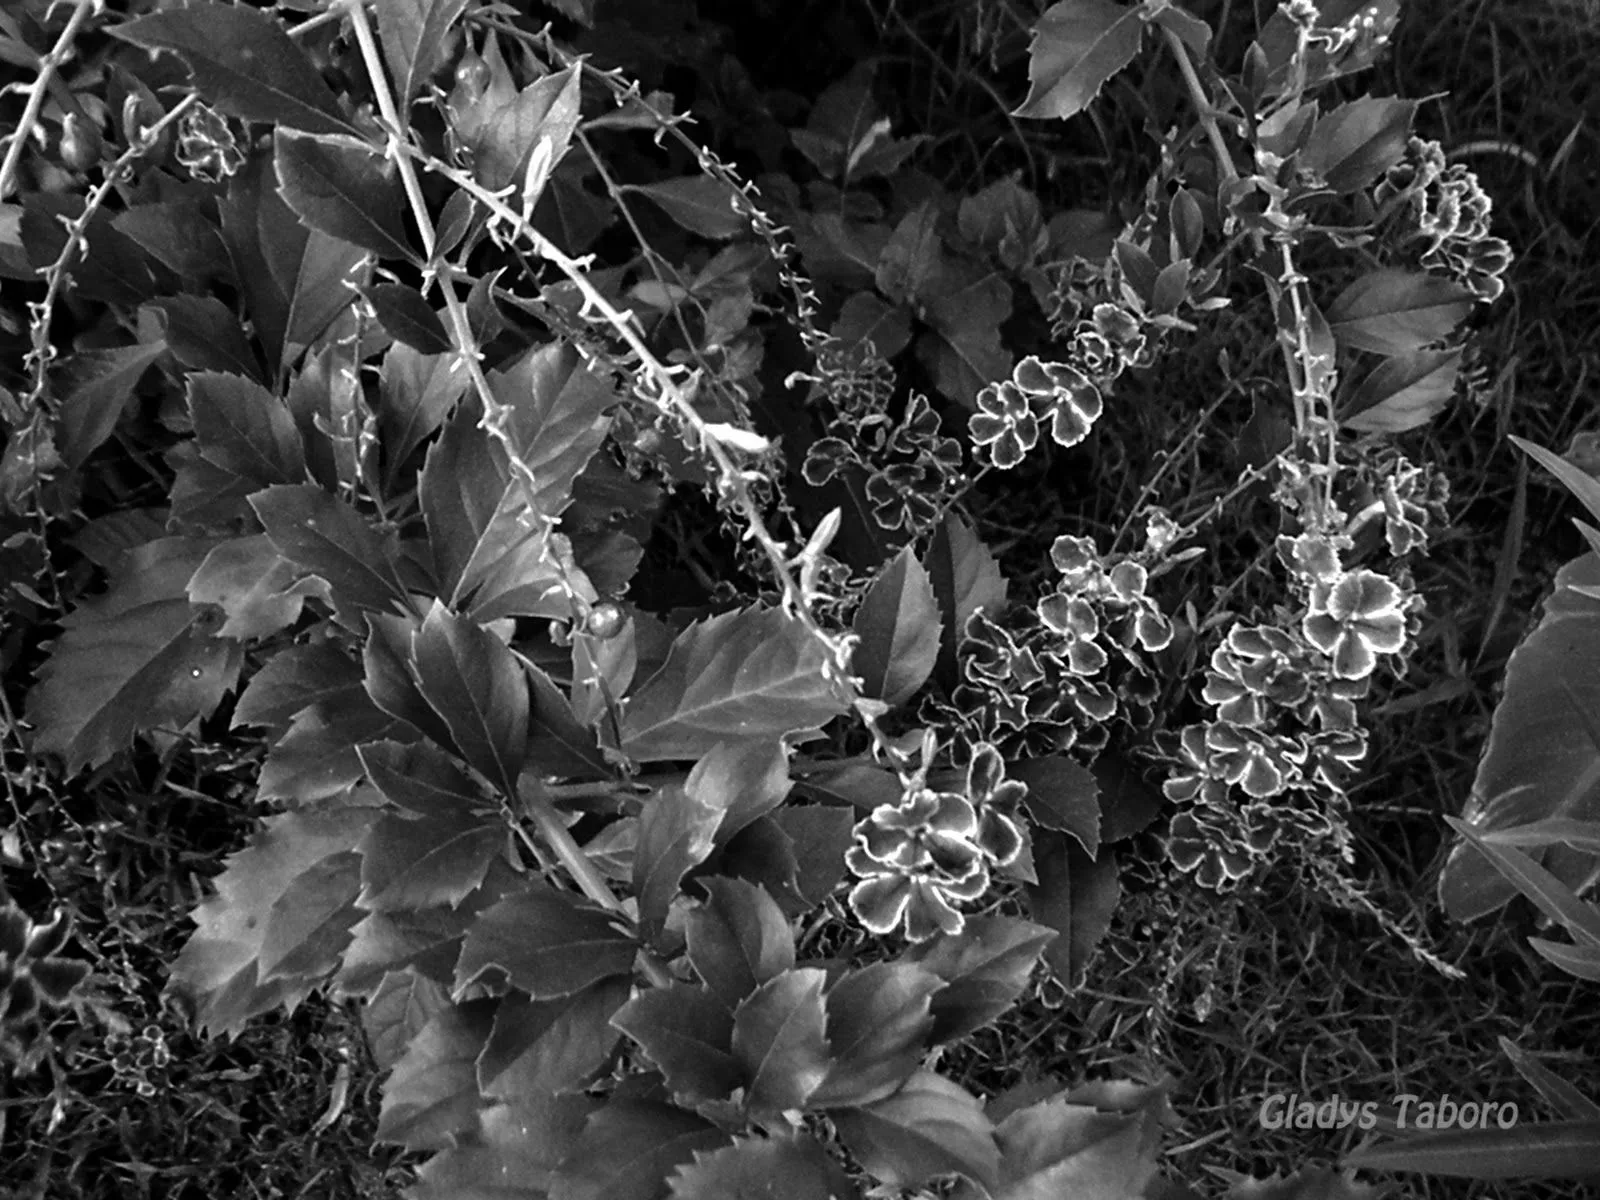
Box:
[0,0,100,201]
[1161,27,1238,185]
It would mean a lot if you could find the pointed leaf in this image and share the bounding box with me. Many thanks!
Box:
[250,484,412,617]
[1008,755,1100,857]
[811,963,942,1108]
[919,270,1013,407]
[257,698,404,805]
[853,546,941,706]
[275,129,415,262]
[611,983,743,1105]
[410,600,529,797]
[925,514,1009,686]
[900,916,1056,1045]
[377,0,472,118]
[377,998,495,1151]
[831,1070,1001,1192]
[1326,270,1475,355]
[258,849,365,981]
[1342,1120,1600,1180]
[153,293,258,377]
[730,968,831,1118]
[549,1101,732,1200]
[188,371,306,488]
[360,281,452,353]
[635,782,727,941]
[1340,347,1461,432]
[359,738,488,817]
[1497,1036,1600,1120]
[358,807,504,913]
[769,804,857,906]
[455,884,636,999]
[377,341,470,484]
[691,739,793,851]
[364,613,459,750]
[1025,829,1120,990]
[233,642,364,731]
[631,176,747,240]
[1302,97,1417,193]
[466,66,584,192]
[187,534,323,639]
[685,877,795,1010]
[55,340,167,468]
[667,1133,860,1200]
[1013,0,1147,121]
[991,1093,1162,1198]
[477,976,629,1099]
[365,967,451,1073]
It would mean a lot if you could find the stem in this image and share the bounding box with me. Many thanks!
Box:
[0,0,98,201]
[1161,26,1238,184]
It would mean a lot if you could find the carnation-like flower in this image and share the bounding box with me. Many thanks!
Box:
[969,380,1039,469]
[1302,569,1407,679]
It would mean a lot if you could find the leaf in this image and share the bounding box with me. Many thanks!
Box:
[1025,829,1120,990]
[1514,434,1600,529]
[619,606,848,763]
[630,176,747,240]
[365,967,451,1073]
[364,614,459,751]
[377,341,469,485]
[359,738,488,817]
[455,883,637,1000]
[410,600,529,797]
[526,662,613,780]
[411,1093,598,1200]
[377,998,495,1151]
[1326,270,1475,356]
[55,341,167,468]
[990,1093,1162,1199]
[635,783,728,943]
[257,698,405,805]
[1301,97,1418,193]
[1441,818,1600,948]
[26,537,241,774]
[275,129,416,262]
[233,642,364,731]
[875,204,942,307]
[258,849,365,981]
[831,1070,1001,1193]
[919,269,1013,407]
[1529,937,1600,980]
[1497,1036,1600,1120]
[376,0,471,119]
[477,977,630,1100]
[360,282,452,354]
[358,806,504,913]
[769,804,856,906]
[1439,549,1600,921]
[187,371,307,489]
[730,968,831,1118]
[1092,751,1164,843]
[924,514,1009,687]
[1012,0,1148,121]
[810,963,942,1108]
[114,199,231,281]
[852,546,941,707]
[610,983,743,1105]
[900,916,1056,1045]
[692,739,793,851]
[250,484,413,618]
[1008,755,1100,857]
[187,534,323,640]
[685,877,795,1010]
[549,1101,732,1200]
[667,1133,861,1200]
[467,66,584,192]
[167,807,377,1036]
[111,7,356,137]
[146,296,263,381]
[1342,1120,1600,1181]
[1479,817,1600,854]
[1340,347,1461,433]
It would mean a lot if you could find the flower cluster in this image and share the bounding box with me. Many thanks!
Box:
[845,740,1024,941]
[969,355,1105,468]
[804,390,964,533]
[1377,136,1512,302]
[175,103,245,183]
[105,1024,173,1098]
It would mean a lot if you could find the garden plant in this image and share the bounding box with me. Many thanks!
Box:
[0,0,1598,1196]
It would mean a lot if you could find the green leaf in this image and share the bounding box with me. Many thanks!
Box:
[410,600,529,797]
[619,606,848,763]
[466,66,584,192]
[1326,270,1475,356]
[233,642,364,732]
[1012,0,1148,121]
[1513,435,1600,529]
[26,537,241,774]
[257,697,405,805]
[455,883,637,1000]
[477,977,630,1099]
[899,916,1056,1045]
[364,614,460,751]
[1025,829,1120,990]
[1479,817,1600,854]
[1529,936,1600,980]
[611,983,743,1106]
[365,967,451,1073]
[1442,817,1600,948]
[635,782,727,943]
[918,269,1013,407]
[491,341,618,520]
[990,1093,1162,1199]
[358,738,488,818]
[924,514,1009,687]
[630,176,747,240]
[1342,1120,1600,1181]
[187,371,306,489]
[1008,755,1100,857]
[692,740,793,851]
[810,963,942,1108]
[376,0,471,120]
[377,341,469,486]
[1439,550,1600,921]
[1301,97,1418,193]
[1340,347,1461,433]
[111,6,356,136]
[167,807,377,1036]
[852,546,941,707]
[258,849,365,981]
[525,662,614,780]
[275,129,416,262]
[114,199,231,281]
[730,968,831,1118]
[250,484,413,618]
[377,998,495,1151]
[146,295,263,381]
[875,204,942,307]
[358,806,504,913]
[410,1093,597,1200]
[549,1101,732,1200]
[769,804,856,906]
[831,1070,1001,1193]
[360,282,452,354]
[1497,1036,1600,1120]
[667,1132,861,1200]
[187,534,325,640]
[55,341,167,468]
[685,877,795,1010]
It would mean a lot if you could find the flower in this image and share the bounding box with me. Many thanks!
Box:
[1302,569,1407,679]
[846,787,992,941]
[969,380,1040,469]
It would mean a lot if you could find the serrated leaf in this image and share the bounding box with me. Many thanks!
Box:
[366,968,451,1073]
[492,341,617,519]
[111,8,356,136]
[610,983,743,1105]
[990,1093,1160,1199]
[359,738,488,817]
[631,176,747,239]
[691,740,792,851]
[1025,829,1119,990]
[831,1070,1001,1193]
[233,643,365,732]
[377,998,495,1151]
[257,698,405,805]
[924,514,1009,687]
[810,963,942,1108]
[258,849,365,981]
[250,484,413,618]
[769,804,856,906]
[1008,755,1100,857]
[549,1101,732,1200]
[466,66,584,192]
[26,537,241,774]
[187,371,306,489]
[635,782,727,942]
[275,129,416,262]
[526,662,614,780]
[477,976,630,1100]
[410,1092,598,1200]
[1340,347,1461,432]
[875,204,942,307]
[730,968,831,1118]
[455,883,636,999]
[358,807,504,912]
[667,1132,861,1200]
[900,916,1057,1045]
[187,534,323,639]
[853,546,941,707]
[55,340,166,468]
[1012,0,1147,121]
[919,269,1013,407]
[1302,97,1418,193]
[410,600,528,797]
[364,614,460,751]
[620,606,848,763]
[1326,270,1474,356]
[685,877,795,1010]
[147,295,263,381]
[1442,817,1600,948]
[377,341,470,485]
[114,199,231,281]
[377,0,471,120]
[1342,1119,1600,1180]
[361,282,452,354]
[167,807,377,1036]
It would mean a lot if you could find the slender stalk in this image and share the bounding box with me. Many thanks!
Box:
[0,0,99,201]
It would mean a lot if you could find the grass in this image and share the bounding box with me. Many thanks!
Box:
[4,0,1599,1196]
